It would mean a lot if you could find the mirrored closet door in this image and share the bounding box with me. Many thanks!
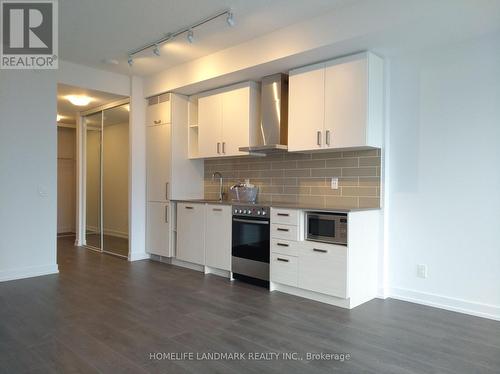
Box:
[83,101,129,258]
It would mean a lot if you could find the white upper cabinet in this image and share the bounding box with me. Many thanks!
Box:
[198,93,223,158]
[197,82,259,158]
[146,93,171,126]
[288,52,383,152]
[205,204,232,271]
[288,63,325,151]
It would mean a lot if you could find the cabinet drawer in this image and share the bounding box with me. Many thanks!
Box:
[271,224,299,241]
[271,238,299,257]
[271,253,298,287]
[298,242,347,298]
[271,208,300,226]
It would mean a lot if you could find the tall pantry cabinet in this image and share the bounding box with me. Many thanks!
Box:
[146,93,203,257]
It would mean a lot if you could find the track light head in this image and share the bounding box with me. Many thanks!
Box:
[187,29,194,44]
[226,11,235,27]
[153,44,161,56]
[127,56,133,67]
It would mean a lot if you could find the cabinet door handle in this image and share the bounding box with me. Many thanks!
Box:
[313,248,328,253]
[222,142,226,154]
[165,182,169,200]
[276,242,289,247]
[316,131,322,146]
[154,119,161,124]
[276,258,289,262]
[185,206,194,210]
[165,206,169,223]
[326,130,331,146]
[277,227,289,232]
[277,213,289,217]
[217,142,220,154]
[212,208,222,212]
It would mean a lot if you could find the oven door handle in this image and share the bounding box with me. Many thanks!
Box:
[233,218,269,225]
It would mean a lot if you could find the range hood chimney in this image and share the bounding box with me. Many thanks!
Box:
[239,73,288,154]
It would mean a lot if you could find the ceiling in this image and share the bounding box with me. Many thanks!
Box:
[57,84,126,125]
[59,0,355,76]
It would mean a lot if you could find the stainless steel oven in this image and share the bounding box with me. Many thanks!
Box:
[305,212,348,245]
[232,205,270,288]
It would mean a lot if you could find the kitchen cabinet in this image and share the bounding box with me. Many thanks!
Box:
[288,52,383,152]
[287,63,325,152]
[269,207,380,309]
[176,203,205,265]
[145,94,204,257]
[205,204,232,271]
[146,93,171,126]
[298,242,347,298]
[146,202,171,257]
[146,123,171,202]
[197,82,259,158]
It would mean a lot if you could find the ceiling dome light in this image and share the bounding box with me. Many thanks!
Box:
[153,44,160,56]
[226,12,235,27]
[187,29,194,44]
[66,95,92,106]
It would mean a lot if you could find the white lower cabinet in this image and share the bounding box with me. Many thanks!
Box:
[205,204,232,271]
[176,203,205,265]
[298,242,347,299]
[147,202,171,257]
[271,253,298,287]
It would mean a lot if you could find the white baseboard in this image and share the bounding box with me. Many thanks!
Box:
[0,264,59,282]
[389,287,500,321]
[103,228,129,239]
[128,252,150,261]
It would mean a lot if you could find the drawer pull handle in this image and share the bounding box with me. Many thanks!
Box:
[277,243,289,247]
[277,258,289,262]
[277,213,289,217]
[313,248,328,253]
[185,206,194,210]
[277,228,289,232]
[154,119,161,124]
[212,208,222,212]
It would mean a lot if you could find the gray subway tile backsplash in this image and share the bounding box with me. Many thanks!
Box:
[204,149,382,208]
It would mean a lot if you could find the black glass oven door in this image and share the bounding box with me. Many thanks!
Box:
[232,217,270,263]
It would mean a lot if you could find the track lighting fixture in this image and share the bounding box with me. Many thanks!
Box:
[153,44,160,56]
[187,29,194,44]
[127,9,235,67]
[226,12,235,27]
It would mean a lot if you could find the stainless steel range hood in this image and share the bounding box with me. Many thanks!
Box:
[239,73,288,154]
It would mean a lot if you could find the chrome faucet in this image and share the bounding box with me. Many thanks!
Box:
[212,171,224,201]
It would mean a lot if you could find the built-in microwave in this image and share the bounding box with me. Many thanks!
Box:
[305,212,348,245]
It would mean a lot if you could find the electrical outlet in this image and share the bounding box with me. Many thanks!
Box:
[417,264,427,279]
[330,177,339,190]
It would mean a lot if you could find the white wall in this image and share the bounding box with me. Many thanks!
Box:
[387,32,500,319]
[0,70,58,281]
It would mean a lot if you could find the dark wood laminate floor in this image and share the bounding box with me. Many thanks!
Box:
[1,237,499,374]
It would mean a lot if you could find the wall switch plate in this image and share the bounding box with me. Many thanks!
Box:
[330,177,339,190]
[38,184,48,198]
[417,264,428,279]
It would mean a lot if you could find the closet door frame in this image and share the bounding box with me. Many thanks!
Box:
[78,98,130,257]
